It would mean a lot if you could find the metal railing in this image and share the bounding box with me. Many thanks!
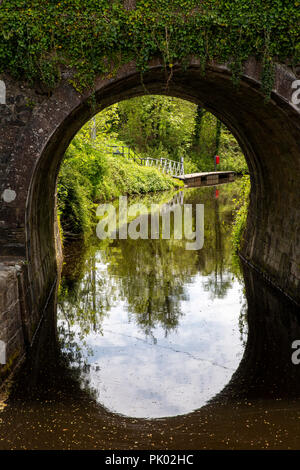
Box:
[92,143,184,177]
[139,156,184,177]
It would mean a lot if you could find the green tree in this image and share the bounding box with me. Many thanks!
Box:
[194,106,206,146]
[215,119,222,156]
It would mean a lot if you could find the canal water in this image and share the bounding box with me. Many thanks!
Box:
[57,182,247,419]
[0,179,300,450]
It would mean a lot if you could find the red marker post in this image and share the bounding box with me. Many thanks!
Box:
[214,155,220,171]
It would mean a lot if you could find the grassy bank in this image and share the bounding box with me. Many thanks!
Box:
[57,134,182,239]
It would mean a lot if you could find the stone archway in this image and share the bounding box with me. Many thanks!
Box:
[0,57,299,377]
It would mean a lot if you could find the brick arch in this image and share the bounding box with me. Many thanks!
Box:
[0,57,299,364]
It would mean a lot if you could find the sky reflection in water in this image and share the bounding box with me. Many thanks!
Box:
[58,183,247,418]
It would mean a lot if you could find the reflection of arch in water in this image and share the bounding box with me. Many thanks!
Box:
[209,262,300,404]
[7,261,300,451]
[0,58,299,379]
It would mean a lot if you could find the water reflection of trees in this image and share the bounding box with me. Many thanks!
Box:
[59,250,114,339]
[58,181,243,342]
[104,237,195,338]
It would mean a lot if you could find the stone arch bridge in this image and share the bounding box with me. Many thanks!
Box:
[0,57,299,380]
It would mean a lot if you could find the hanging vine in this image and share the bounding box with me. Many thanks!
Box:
[0,0,298,98]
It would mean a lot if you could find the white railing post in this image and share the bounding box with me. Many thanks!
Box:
[180,157,184,175]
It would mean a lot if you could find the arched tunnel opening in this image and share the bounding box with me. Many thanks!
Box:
[21,61,299,417]
[53,92,249,418]
[0,60,300,449]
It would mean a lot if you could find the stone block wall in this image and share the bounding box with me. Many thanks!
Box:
[0,261,26,383]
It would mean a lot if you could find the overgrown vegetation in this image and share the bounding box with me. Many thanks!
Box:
[231,174,251,255]
[0,1,298,98]
[58,94,248,240]
[190,107,248,173]
[57,113,181,238]
[102,96,248,173]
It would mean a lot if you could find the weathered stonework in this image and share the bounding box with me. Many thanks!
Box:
[0,260,26,382]
[0,57,299,381]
